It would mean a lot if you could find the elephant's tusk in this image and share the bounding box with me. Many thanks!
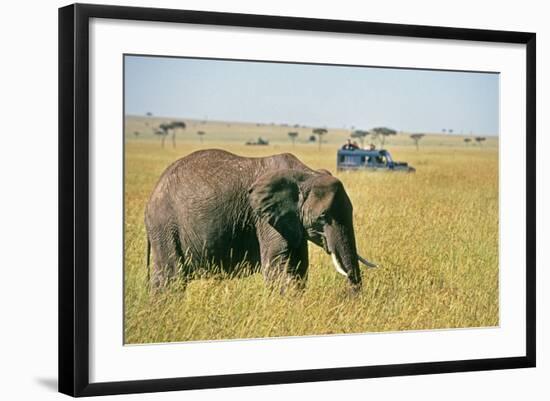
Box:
[331,253,349,277]
[358,254,378,268]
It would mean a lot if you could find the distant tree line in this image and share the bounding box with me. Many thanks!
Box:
[140,113,479,152]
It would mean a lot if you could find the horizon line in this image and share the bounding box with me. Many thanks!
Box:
[124,113,499,138]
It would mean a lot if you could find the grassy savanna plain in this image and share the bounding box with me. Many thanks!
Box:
[124,116,499,344]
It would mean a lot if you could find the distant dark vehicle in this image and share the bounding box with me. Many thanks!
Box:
[245,137,269,146]
[337,148,415,172]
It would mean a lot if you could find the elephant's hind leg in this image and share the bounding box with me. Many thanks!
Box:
[149,230,183,289]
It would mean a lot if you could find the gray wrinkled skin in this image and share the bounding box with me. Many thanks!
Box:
[145,149,362,292]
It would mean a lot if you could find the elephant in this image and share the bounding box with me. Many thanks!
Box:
[144,149,375,293]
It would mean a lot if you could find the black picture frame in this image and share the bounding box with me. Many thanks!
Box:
[59,3,536,397]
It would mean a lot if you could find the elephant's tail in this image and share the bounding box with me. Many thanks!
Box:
[146,236,151,289]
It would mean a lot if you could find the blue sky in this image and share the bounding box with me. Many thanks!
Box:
[124,55,499,136]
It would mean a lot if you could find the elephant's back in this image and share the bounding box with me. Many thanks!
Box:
[165,148,254,175]
[155,149,312,190]
[146,150,255,224]
[147,148,315,211]
[159,149,256,193]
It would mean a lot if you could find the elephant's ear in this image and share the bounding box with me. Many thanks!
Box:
[248,170,303,245]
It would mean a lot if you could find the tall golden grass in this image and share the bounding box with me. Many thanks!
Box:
[124,119,498,344]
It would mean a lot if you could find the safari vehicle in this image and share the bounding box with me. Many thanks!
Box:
[336,149,415,172]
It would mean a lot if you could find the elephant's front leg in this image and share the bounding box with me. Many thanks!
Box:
[256,222,309,291]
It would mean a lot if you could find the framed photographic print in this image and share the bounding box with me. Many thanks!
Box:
[58,3,536,397]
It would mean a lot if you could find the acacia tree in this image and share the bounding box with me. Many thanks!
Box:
[464,138,472,144]
[475,136,486,147]
[371,127,397,147]
[288,132,298,147]
[351,130,369,148]
[133,131,140,138]
[169,121,186,148]
[159,123,172,148]
[197,130,206,143]
[312,128,328,150]
[410,133,425,150]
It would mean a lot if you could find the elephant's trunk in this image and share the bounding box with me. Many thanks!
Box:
[325,221,362,289]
